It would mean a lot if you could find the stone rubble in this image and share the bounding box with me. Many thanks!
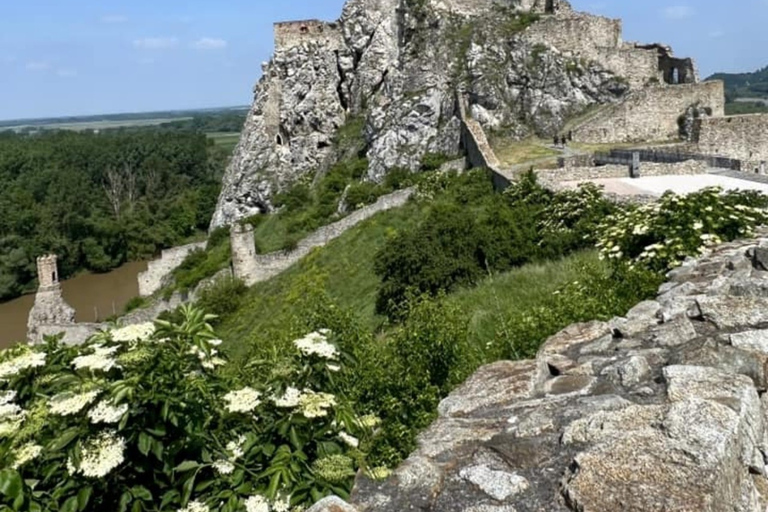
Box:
[310,229,768,510]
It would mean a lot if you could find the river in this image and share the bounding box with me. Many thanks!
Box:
[0,261,148,349]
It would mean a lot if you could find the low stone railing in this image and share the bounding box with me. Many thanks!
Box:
[311,229,768,511]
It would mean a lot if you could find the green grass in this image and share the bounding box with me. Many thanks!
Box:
[218,203,423,359]
[490,137,560,167]
[207,132,241,153]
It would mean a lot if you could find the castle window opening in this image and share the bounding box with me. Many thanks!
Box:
[52,271,56,283]
[300,25,309,34]
[276,134,283,145]
[672,68,680,85]
[545,0,555,13]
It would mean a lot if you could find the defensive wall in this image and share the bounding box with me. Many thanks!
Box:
[696,113,768,172]
[322,232,768,511]
[231,188,415,286]
[137,241,207,297]
[535,159,707,187]
[457,93,513,189]
[273,20,342,50]
[572,81,725,144]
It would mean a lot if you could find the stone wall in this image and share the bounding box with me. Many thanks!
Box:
[137,241,207,297]
[274,20,341,49]
[231,188,415,287]
[457,94,513,189]
[697,113,768,171]
[35,324,102,346]
[536,159,707,188]
[573,81,725,144]
[522,13,622,62]
[596,44,660,89]
[314,231,768,511]
[27,288,76,344]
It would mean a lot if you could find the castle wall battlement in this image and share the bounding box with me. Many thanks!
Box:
[696,113,768,171]
[274,19,341,50]
[573,81,725,144]
[523,13,623,62]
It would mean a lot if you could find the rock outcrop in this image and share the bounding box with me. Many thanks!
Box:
[313,232,768,510]
[211,0,638,227]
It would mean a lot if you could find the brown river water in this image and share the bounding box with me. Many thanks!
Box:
[0,261,148,349]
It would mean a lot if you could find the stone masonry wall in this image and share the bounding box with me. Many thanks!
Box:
[523,13,622,62]
[137,241,207,297]
[573,81,725,144]
[535,160,707,189]
[231,188,414,287]
[313,231,768,511]
[274,20,341,49]
[596,44,660,89]
[697,113,768,171]
[457,94,513,189]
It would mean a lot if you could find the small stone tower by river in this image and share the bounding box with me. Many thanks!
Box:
[27,254,76,343]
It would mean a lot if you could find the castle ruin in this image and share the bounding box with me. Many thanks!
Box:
[26,255,79,344]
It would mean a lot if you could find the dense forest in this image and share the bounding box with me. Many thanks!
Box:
[708,65,768,100]
[0,130,226,300]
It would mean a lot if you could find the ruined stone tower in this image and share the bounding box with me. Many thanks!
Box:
[27,254,76,343]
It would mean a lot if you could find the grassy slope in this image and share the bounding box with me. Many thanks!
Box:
[217,191,603,360]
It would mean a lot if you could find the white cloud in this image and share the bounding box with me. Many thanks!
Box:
[57,68,78,77]
[662,5,694,20]
[191,38,228,50]
[101,15,128,24]
[25,61,50,71]
[133,37,179,50]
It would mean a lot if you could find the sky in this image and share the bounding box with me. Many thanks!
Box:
[0,0,765,121]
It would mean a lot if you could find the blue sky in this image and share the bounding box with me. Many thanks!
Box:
[0,0,764,120]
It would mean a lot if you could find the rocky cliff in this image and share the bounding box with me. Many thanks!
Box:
[211,0,632,227]
[309,232,768,510]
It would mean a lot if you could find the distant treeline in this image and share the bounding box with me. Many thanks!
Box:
[708,66,768,101]
[0,131,225,300]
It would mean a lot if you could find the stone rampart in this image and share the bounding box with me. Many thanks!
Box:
[314,231,768,511]
[274,20,341,50]
[596,44,660,89]
[523,13,621,62]
[457,94,513,188]
[232,188,415,287]
[137,241,207,297]
[697,114,768,172]
[573,81,725,144]
[536,159,707,189]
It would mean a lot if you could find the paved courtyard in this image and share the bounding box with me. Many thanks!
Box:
[561,172,768,197]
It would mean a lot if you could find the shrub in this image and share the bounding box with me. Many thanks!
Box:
[123,296,147,314]
[344,182,381,209]
[596,187,768,271]
[195,277,248,324]
[419,152,453,172]
[0,306,375,511]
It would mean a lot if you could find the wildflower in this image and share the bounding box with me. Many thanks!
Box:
[312,455,355,483]
[0,351,46,379]
[88,400,129,424]
[49,390,101,416]
[693,221,704,230]
[111,323,155,343]
[177,500,210,512]
[357,414,382,429]
[0,390,17,405]
[226,435,247,459]
[223,387,262,414]
[293,331,338,360]
[12,442,43,469]
[273,387,301,408]
[245,495,270,512]
[327,364,341,372]
[208,339,223,347]
[117,347,153,366]
[201,357,226,370]
[368,466,392,480]
[272,495,291,512]
[298,389,336,419]
[73,431,126,478]
[212,459,235,475]
[72,353,120,373]
[338,432,359,448]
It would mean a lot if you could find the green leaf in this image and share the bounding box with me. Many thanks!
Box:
[131,501,142,512]
[76,487,92,511]
[174,461,200,472]
[131,486,152,501]
[137,433,152,456]
[61,496,78,512]
[181,473,197,505]
[48,429,80,451]
[0,470,22,499]
[118,491,132,512]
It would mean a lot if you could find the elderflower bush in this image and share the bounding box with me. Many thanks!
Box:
[596,187,768,271]
[0,306,378,512]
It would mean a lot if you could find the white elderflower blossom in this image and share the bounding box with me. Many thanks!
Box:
[0,351,46,379]
[72,431,126,478]
[273,386,301,408]
[298,389,336,419]
[244,495,270,512]
[212,459,235,475]
[693,220,704,230]
[208,339,223,347]
[0,401,24,437]
[0,402,21,421]
[226,435,247,459]
[177,500,210,512]
[201,357,226,370]
[49,390,101,416]
[0,390,17,405]
[338,432,359,448]
[111,323,155,343]
[272,495,290,512]
[357,414,382,429]
[88,400,129,424]
[72,353,120,373]
[223,387,262,413]
[327,364,341,372]
[293,331,338,360]
[12,442,43,469]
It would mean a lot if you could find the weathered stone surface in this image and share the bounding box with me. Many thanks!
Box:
[340,235,768,511]
[307,496,359,512]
